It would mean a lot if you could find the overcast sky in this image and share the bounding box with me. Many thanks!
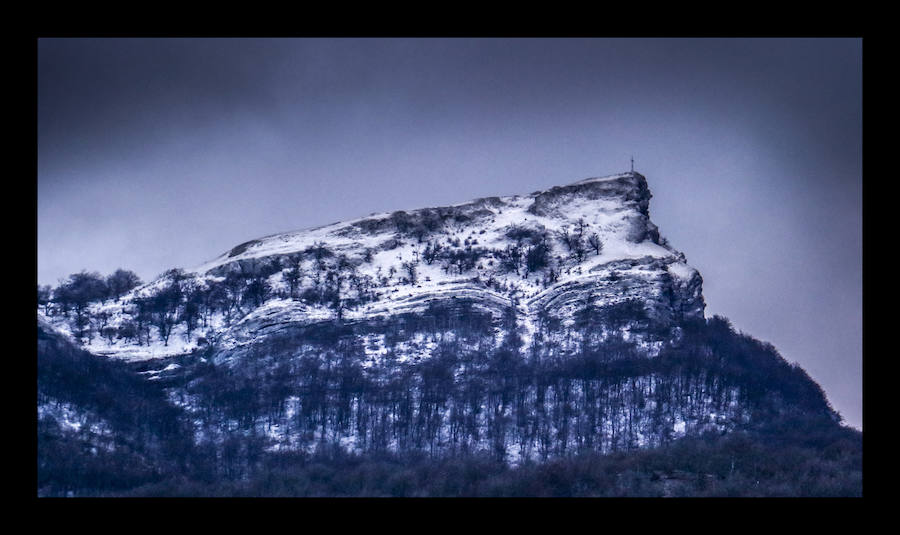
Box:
[37,38,862,429]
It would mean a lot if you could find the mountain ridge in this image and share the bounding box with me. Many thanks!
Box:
[41,170,704,363]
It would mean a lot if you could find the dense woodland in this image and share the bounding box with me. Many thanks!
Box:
[37,297,857,497]
[121,417,862,497]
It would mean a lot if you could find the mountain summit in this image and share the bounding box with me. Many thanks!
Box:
[43,171,704,363]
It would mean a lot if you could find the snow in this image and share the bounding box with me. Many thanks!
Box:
[41,170,702,364]
[667,261,697,282]
[192,172,648,274]
[38,402,85,432]
[568,171,637,186]
[38,400,113,438]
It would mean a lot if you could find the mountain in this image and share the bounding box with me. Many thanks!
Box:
[44,172,704,361]
[37,171,858,496]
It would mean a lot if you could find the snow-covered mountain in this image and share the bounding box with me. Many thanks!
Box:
[41,171,704,362]
[39,170,842,468]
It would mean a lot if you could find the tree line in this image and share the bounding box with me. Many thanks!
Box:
[170,301,838,476]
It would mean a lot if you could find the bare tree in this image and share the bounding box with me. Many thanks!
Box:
[284,263,304,299]
[106,269,142,301]
[402,261,418,284]
[588,233,603,255]
[38,285,52,315]
[57,271,108,342]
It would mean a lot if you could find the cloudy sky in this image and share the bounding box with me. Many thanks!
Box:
[37,38,862,429]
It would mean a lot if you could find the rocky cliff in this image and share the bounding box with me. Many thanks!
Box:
[41,171,704,362]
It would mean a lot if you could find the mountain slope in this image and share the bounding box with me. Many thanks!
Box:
[37,170,845,472]
[37,319,196,496]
